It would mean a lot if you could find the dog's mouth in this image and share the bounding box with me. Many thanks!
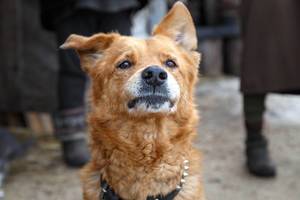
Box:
[127,95,175,113]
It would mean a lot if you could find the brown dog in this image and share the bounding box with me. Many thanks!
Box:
[61,2,205,200]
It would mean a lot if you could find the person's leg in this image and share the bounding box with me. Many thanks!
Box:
[243,93,276,177]
[54,10,98,167]
[54,9,132,167]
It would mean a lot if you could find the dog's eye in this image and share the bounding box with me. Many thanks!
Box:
[165,59,177,68]
[117,60,132,69]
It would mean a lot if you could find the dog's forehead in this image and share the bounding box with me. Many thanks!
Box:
[114,36,146,51]
[146,36,178,52]
[112,35,178,56]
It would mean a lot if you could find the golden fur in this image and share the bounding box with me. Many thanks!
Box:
[61,2,205,200]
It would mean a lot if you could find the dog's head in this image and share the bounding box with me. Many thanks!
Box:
[61,2,200,117]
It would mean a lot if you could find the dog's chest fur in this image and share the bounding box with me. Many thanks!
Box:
[99,122,184,199]
[104,151,183,199]
[81,115,197,200]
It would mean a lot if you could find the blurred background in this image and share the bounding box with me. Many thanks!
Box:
[0,0,299,199]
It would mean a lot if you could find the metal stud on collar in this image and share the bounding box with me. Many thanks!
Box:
[175,159,189,191]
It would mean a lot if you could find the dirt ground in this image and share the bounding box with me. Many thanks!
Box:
[4,77,300,200]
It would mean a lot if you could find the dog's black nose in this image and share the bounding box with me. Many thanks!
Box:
[141,66,168,86]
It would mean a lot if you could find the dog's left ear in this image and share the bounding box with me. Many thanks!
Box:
[152,1,197,51]
[60,33,118,71]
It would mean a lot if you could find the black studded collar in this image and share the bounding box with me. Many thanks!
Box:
[99,160,189,200]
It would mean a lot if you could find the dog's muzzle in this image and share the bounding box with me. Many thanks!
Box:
[125,66,180,113]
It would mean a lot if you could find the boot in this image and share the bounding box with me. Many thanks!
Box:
[62,138,90,167]
[245,121,276,177]
[53,108,90,168]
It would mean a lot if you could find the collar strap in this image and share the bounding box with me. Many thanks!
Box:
[100,159,189,200]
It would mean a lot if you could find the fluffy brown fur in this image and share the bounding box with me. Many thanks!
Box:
[61,2,205,200]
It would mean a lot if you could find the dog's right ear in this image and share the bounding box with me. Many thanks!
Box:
[60,33,118,72]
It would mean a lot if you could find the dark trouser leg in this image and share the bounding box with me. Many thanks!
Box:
[54,10,97,141]
[53,10,98,167]
[54,9,132,141]
[244,94,266,143]
[243,93,276,177]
